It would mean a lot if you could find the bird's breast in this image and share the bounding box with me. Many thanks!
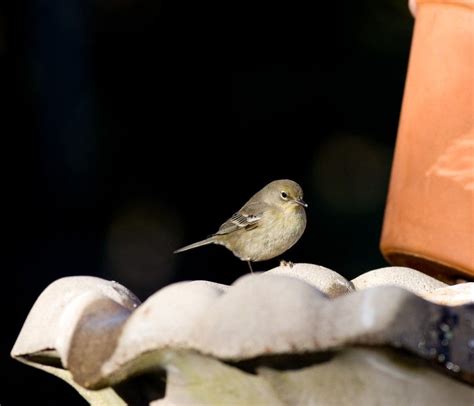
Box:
[222,206,306,262]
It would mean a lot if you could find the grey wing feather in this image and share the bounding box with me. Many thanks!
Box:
[214,201,265,235]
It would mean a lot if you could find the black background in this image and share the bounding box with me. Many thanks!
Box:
[2,0,412,403]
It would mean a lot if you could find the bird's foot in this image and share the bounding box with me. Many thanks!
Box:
[280,260,294,268]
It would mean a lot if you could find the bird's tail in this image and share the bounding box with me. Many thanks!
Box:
[173,237,215,254]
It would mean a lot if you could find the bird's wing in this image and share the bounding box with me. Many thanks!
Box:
[214,201,264,235]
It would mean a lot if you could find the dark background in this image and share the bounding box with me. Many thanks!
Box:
[1,0,413,403]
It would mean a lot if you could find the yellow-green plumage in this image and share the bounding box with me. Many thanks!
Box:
[174,179,307,267]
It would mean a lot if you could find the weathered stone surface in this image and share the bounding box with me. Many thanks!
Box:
[265,263,355,297]
[11,267,474,405]
[190,274,329,359]
[152,350,282,405]
[352,266,447,295]
[423,283,474,306]
[11,276,140,366]
[190,274,473,386]
[17,359,126,406]
[66,297,133,388]
[100,280,227,384]
[258,348,474,406]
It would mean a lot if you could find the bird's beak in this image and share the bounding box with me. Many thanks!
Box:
[294,198,308,208]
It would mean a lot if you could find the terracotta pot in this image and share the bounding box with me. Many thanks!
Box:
[380,0,474,283]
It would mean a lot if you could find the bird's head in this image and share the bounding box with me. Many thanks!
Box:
[263,179,307,210]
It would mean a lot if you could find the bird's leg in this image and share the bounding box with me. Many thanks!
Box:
[280,259,294,268]
[247,261,254,273]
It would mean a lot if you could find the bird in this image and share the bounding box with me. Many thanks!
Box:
[174,179,307,272]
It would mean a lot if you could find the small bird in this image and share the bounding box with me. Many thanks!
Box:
[174,179,307,272]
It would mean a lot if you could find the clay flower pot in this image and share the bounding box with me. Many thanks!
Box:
[380,0,474,282]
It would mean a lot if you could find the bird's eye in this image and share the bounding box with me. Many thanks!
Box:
[280,191,288,199]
